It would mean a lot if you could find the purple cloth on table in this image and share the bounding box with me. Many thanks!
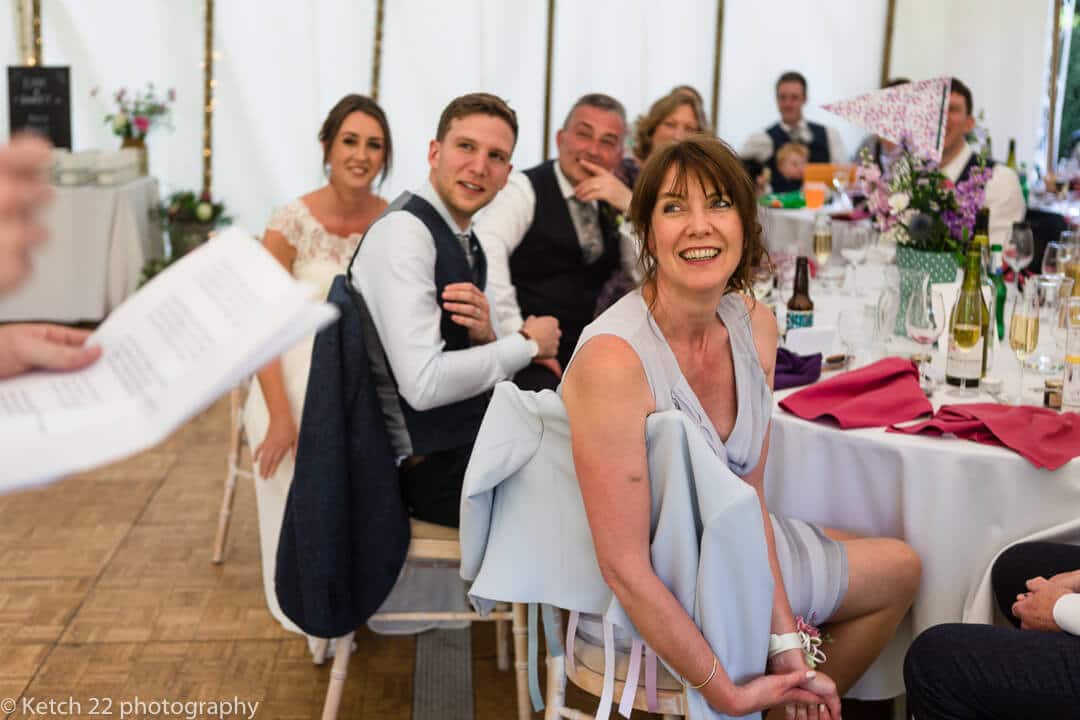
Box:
[775,348,822,390]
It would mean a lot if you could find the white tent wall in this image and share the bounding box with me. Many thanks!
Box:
[214,0,377,235]
[0,5,18,136]
[39,0,203,196]
[890,0,1055,173]
[0,1,1064,233]
[718,0,888,161]
[377,0,546,203]
[548,0,715,156]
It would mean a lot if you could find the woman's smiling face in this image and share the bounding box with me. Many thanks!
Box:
[648,164,743,294]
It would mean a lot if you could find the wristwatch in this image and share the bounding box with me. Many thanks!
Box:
[518,328,540,358]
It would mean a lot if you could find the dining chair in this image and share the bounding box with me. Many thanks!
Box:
[316,518,530,720]
[211,384,251,564]
[543,622,685,720]
[804,163,855,187]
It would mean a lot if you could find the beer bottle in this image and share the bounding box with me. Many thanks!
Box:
[786,257,814,330]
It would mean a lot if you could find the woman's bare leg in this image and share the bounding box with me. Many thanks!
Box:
[816,529,921,694]
[765,529,919,718]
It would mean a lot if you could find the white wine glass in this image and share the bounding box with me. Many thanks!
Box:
[1043,240,1073,278]
[838,225,870,296]
[1004,222,1034,295]
[1009,286,1039,404]
[905,279,946,385]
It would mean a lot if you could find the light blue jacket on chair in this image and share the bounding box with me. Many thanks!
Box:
[460,381,775,720]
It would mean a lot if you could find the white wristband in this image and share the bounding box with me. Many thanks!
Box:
[768,632,803,658]
[1053,593,1080,635]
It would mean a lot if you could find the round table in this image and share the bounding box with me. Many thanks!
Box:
[763,272,1080,699]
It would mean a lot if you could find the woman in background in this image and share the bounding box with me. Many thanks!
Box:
[243,94,391,643]
[598,90,712,313]
[619,90,709,189]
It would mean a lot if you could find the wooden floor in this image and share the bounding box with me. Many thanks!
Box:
[0,397,527,719]
[0,396,893,720]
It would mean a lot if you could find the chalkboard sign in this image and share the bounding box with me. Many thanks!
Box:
[7,66,71,149]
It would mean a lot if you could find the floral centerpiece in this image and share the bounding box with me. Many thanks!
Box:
[141,190,231,286]
[856,139,991,281]
[93,84,176,141]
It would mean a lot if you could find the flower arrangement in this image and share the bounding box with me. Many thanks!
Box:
[856,139,991,257]
[92,84,175,140]
[162,190,231,227]
[139,191,231,284]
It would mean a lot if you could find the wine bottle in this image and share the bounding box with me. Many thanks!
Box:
[972,209,992,375]
[946,247,989,389]
[989,242,1007,340]
[1006,139,1018,171]
[786,257,814,330]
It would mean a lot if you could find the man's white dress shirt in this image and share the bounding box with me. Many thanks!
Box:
[1054,593,1080,635]
[349,181,533,416]
[941,144,1025,251]
[473,160,641,338]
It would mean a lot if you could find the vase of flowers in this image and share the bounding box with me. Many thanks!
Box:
[93,84,175,176]
[857,139,991,276]
[141,190,231,287]
[161,190,231,258]
[858,138,991,332]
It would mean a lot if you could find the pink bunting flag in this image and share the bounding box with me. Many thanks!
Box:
[822,77,951,162]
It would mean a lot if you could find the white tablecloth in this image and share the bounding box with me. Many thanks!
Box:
[759,206,881,282]
[1028,193,1080,222]
[0,177,163,322]
[764,278,1080,699]
[760,206,818,255]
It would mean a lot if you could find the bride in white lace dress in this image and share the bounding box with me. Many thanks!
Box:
[243,95,390,639]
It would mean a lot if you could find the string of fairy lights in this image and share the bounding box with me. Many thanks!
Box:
[14,0,37,66]
[202,0,215,197]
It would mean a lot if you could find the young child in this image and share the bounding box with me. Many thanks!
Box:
[774,141,809,192]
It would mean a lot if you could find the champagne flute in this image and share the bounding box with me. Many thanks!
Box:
[905,282,946,385]
[812,215,833,293]
[1009,286,1039,403]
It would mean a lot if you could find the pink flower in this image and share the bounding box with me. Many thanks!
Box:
[168,88,176,102]
[856,163,881,185]
[133,115,150,133]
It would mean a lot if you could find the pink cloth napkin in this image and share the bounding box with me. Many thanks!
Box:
[779,357,932,429]
[888,403,1080,470]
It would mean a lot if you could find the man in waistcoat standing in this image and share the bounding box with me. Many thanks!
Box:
[476,93,638,391]
[349,93,560,527]
[740,71,847,194]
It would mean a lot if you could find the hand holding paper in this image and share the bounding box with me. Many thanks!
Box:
[0,228,339,491]
[0,324,101,378]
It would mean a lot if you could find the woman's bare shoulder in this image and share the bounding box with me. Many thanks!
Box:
[563,334,653,409]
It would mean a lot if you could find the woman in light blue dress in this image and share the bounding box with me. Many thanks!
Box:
[560,136,921,719]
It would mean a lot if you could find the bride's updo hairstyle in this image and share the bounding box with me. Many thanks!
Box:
[628,135,765,295]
